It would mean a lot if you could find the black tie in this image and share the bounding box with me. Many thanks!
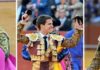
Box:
[43,36,47,51]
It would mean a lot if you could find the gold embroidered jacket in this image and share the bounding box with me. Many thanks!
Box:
[18,30,82,62]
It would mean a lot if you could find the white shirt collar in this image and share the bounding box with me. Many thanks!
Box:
[39,32,49,38]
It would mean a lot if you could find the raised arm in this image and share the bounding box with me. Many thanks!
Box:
[17,22,29,44]
[61,29,82,48]
[61,16,83,48]
[67,2,82,10]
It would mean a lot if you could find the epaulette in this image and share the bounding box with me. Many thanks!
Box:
[26,33,38,41]
[50,34,64,41]
[98,36,100,41]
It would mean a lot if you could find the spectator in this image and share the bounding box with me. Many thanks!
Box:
[57,8,72,31]
[27,0,52,17]
[56,0,70,17]
[66,0,83,18]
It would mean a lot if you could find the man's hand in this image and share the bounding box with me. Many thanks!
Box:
[73,19,83,30]
[21,13,30,22]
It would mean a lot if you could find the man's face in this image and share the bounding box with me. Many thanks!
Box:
[41,19,54,34]
[59,10,66,18]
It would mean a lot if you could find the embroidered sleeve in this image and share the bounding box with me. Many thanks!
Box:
[18,35,29,44]
[0,33,10,58]
[18,33,38,44]
[61,30,82,48]
[17,22,25,35]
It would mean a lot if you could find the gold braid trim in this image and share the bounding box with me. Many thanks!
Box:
[61,30,83,48]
